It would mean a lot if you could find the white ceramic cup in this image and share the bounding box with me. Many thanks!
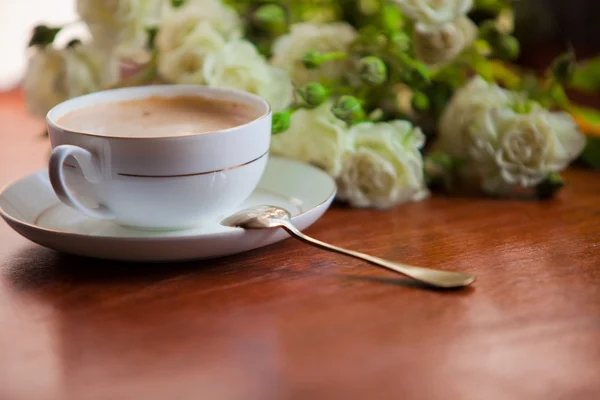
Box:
[47,85,272,230]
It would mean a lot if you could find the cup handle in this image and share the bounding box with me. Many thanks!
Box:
[49,145,115,220]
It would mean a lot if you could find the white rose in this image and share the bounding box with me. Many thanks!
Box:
[337,121,429,208]
[436,76,514,157]
[270,102,351,176]
[155,0,242,84]
[413,17,477,65]
[24,45,104,118]
[202,40,293,112]
[156,0,241,53]
[157,23,226,84]
[77,0,164,51]
[271,22,357,86]
[394,0,473,28]
[467,107,586,193]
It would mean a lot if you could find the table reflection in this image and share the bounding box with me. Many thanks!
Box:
[1,246,288,400]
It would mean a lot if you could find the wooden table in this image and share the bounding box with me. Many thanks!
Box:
[0,89,599,400]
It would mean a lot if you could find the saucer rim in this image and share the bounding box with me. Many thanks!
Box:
[0,157,337,241]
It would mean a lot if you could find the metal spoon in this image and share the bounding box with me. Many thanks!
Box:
[222,206,475,289]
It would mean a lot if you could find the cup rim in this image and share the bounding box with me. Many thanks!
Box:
[46,84,272,141]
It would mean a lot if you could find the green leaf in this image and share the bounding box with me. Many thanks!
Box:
[548,82,569,107]
[564,105,600,169]
[570,105,600,124]
[567,104,600,136]
[396,53,430,87]
[423,152,464,190]
[171,0,185,8]
[28,25,62,47]
[521,74,546,104]
[571,56,600,93]
[582,137,600,169]
[552,51,576,85]
[535,173,564,200]
[489,61,522,90]
[380,3,405,33]
[472,55,494,81]
[474,0,510,14]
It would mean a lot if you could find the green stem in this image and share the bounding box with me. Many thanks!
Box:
[321,51,349,62]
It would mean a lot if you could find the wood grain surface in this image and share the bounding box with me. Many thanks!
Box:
[0,90,599,400]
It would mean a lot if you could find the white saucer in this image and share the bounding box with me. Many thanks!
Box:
[0,157,336,262]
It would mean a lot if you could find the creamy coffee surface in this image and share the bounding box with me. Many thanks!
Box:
[57,96,259,138]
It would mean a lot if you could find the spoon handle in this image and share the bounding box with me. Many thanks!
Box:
[278,221,475,289]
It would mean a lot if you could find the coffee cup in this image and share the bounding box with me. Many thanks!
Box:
[47,85,272,230]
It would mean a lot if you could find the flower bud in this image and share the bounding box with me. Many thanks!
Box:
[479,20,501,42]
[552,52,576,85]
[358,56,388,85]
[411,91,430,112]
[494,35,520,60]
[253,4,287,35]
[390,32,410,52]
[496,8,515,34]
[272,110,292,134]
[368,108,384,122]
[298,83,329,107]
[332,95,366,124]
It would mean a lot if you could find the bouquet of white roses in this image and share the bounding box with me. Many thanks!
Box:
[24,0,595,208]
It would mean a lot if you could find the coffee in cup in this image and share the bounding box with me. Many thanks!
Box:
[57,95,260,138]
